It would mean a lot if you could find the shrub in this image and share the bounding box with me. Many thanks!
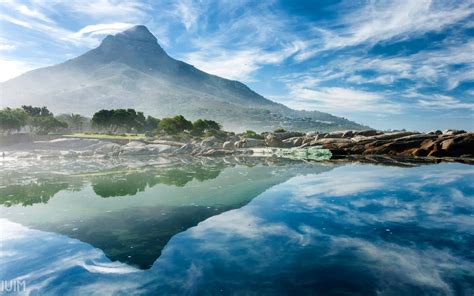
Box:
[242,130,263,139]
[274,128,286,133]
[158,115,192,135]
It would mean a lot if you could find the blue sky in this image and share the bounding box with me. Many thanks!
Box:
[0,0,473,131]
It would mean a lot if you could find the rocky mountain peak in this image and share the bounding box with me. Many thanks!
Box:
[115,25,158,44]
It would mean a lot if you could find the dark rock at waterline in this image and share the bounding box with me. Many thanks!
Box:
[297,131,473,158]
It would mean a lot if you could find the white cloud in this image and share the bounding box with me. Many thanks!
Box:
[0,0,150,48]
[16,4,53,23]
[279,77,401,114]
[184,43,301,81]
[296,0,474,60]
[74,23,135,38]
[0,42,16,51]
[60,0,149,22]
[417,94,474,111]
[179,2,303,81]
[172,0,202,30]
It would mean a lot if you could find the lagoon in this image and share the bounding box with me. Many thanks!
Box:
[0,157,473,295]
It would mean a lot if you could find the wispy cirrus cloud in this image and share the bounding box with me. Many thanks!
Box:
[295,0,474,61]
[184,42,302,81]
[416,94,474,111]
[177,1,302,81]
[0,0,473,129]
[171,0,203,31]
[282,85,401,114]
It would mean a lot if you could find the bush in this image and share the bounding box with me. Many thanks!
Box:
[204,129,228,139]
[158,115,192,135]
[0,108,28,134]
[274,128,286,133]
[242,130,263,139]
[144,131,155,138]
[192,119,221,135]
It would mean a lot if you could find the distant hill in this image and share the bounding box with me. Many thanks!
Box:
[0,25,367,132]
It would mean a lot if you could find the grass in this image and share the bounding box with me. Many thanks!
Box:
[65,132,146,140]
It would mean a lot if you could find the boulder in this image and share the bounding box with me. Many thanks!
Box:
[265,134,285,147]
[302,137,315,145]
[94,143,121,156]
[309,138,353,146]
[354,130,379,137]
[306,131,320,137]
[272,131,305,141]
[222,141,234,149]
[428,130,442,135]
[174,143,195,154]
[442,129,466,136]
[201,136,220,148]
[342,130,354,138]
[324,131,344,139]
[364,139,429,155]
[61,150,79,158]
[411,139,437,156]
[372,131,417,141]
[314,133,327,140]
[151,140,186,147]
[119,141,168,156]
[393,134,438,142]
[235,138,265,148]
[33,138,101,150]
[439,133,473,156]
[292,137,304,147]
[12,152,37,158]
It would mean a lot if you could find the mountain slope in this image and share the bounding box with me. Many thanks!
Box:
[0,25,367,132]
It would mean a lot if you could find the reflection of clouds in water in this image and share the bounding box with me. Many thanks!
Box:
[0,219,142,295]
[277,164,474,232]
[162,163,473,294]
[158,210,473,294]
[1,164,473,294]
[328,236,473,294]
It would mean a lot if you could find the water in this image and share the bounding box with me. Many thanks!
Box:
[0,157,473,295]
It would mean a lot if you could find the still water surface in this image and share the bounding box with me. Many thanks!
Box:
[0,158,473,295]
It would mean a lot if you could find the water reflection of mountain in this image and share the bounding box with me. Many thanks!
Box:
[0,161,227,205]
[0,157,336,269]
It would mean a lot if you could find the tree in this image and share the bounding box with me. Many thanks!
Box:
[92,109,149,132]
[158,115,192,135]
[0,108,28,134]
[57,113,87,131]
[172,115,193,131]
[145,116,160,131]
[192,119,221,135]
[135,111,146,132]
[32,116,68,134]
[21,105,52,117]
[92,109,114,130]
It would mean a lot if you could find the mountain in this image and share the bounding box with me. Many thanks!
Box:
[0,25,367,132]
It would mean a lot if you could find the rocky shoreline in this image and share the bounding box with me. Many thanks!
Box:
[177,129,473,159]
[1,129,472,162]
